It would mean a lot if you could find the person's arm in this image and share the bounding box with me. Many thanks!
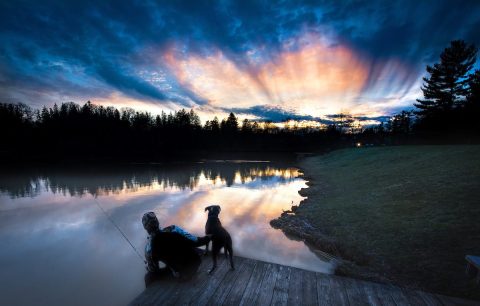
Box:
[145,238,160,272]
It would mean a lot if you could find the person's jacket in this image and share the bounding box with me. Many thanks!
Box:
[149,231,200,274]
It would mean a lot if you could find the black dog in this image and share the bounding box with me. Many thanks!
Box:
[204,205,235,274]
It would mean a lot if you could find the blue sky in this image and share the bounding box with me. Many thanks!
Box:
[1,0,480,124]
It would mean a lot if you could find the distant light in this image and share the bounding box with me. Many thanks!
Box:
[356,142,362,147]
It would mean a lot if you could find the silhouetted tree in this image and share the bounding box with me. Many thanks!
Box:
[388,111,413,134]
[467,70,480,107]
[415,40,477,122]
[241,118,253,133]
[464,69,480,131]
[211,117,220,132]
[222,112,238,134]
[333,112,355,133]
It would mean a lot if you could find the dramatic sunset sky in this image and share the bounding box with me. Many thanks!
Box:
[1,1,480,124]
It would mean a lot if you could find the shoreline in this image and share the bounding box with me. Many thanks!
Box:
[270,165,415,290]
[270,175,398,289]
[271,145,480,301]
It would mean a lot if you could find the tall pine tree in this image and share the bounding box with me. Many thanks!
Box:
[468,70,480,106]
[415,40,477,118]
[465,70,480,131]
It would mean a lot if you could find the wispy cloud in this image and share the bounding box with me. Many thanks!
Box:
[0,0,479,119]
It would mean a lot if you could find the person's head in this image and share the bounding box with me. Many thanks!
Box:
[142,212,160,235]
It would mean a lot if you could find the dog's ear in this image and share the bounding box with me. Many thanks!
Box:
[204,206,210,212]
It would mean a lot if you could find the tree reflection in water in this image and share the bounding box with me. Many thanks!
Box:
[0,162,300,198]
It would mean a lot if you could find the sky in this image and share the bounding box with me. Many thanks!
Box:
[1,0,480,124]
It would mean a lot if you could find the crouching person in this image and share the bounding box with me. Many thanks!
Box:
[142,212,210,286]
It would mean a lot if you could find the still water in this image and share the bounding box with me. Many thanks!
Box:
[0,162,334,306]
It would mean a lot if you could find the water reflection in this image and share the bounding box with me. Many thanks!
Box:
[0,163,300,198]
[0,162,333,306]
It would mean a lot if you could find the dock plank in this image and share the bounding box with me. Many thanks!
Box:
[238,260,268,306]
[162,261,210,305]
[386,284,414,306]
[254,263,278,306]
[417,290,444,306]
[190,257,231,306]
[400,288,428,306]
[147,280,180,306]
[370,281,397,306]
[168,257,216,305]
[316,273,348,306]
[223,258,256,305]
[130,256,477,306]
[341,276,370,306]
[206,257,247,305]
[358,281,382,306]
[287,267,303,305]
[301,269,318,305]
[270,265,291,306]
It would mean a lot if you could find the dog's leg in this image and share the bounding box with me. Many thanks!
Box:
[209,243,221,275]
[226,236,235,271]
[205,240,210,256]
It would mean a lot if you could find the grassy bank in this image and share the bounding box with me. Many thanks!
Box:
[295,145,480,299]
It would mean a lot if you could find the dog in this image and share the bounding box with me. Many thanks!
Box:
[204,205,234,274]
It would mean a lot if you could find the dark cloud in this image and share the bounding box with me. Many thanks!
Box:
[226,105,390,125]
[325,114,391,124]
[326,114,391,124]
[93,60,184,104]
[226,105,327,123]
[1,0,479,110]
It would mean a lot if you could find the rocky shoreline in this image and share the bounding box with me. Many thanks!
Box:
[270,171,394,285]
[270,147,480,301]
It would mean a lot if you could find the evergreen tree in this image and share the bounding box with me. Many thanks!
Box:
[223,113,238,133]
[465,70,480,131]
[389,111,413,134]
[241,118,252,133]
[415,40,477,118]
[468,70,480,106]
[210,116,220,132]
[188,109,201,128]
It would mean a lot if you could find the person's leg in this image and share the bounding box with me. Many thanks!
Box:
[180,254,201,281]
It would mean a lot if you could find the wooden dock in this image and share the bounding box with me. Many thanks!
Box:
[130,256,476,306]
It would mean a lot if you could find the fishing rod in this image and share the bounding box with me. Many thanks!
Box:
[93,196,146,264]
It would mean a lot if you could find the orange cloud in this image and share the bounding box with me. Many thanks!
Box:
[164,34,370,118]
[164,50,267,108]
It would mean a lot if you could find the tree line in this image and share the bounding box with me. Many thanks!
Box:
[0,100,357,161]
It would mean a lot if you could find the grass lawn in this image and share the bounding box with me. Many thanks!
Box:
[297,145,480,299]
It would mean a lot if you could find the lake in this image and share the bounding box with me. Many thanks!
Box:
[0,161,334,306]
